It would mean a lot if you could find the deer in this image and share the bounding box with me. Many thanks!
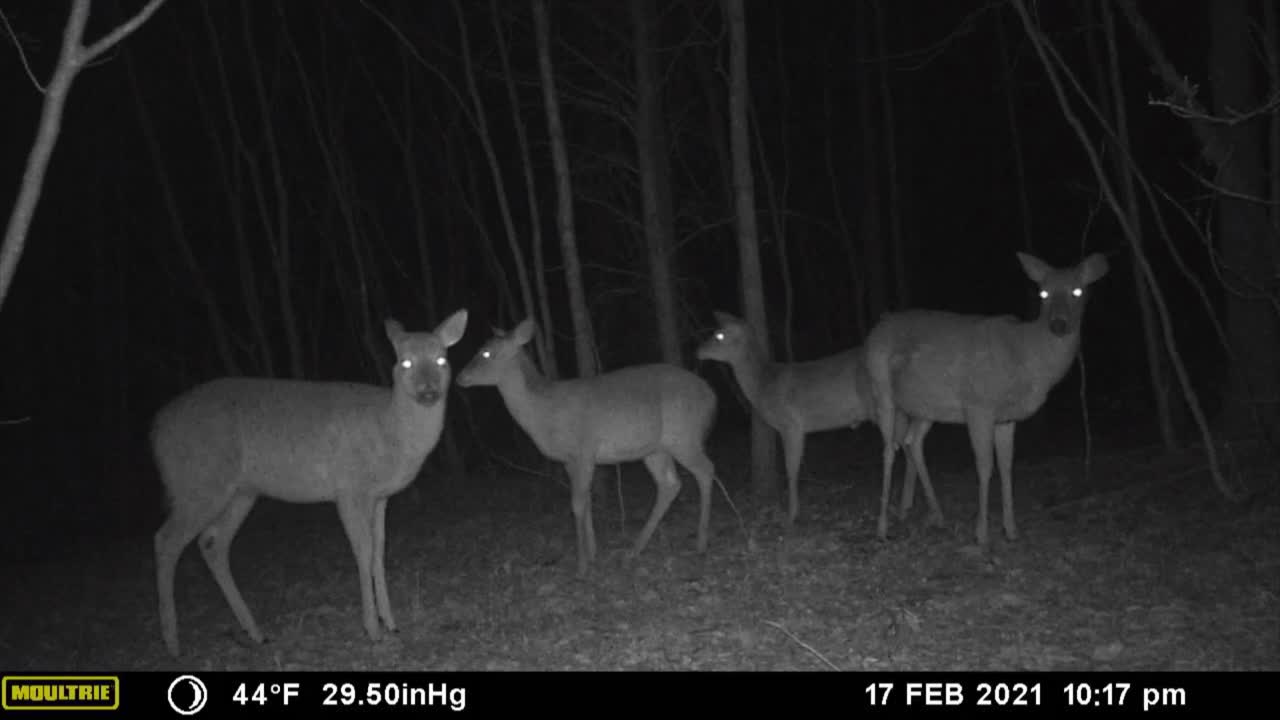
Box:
[696,311,940,529]
[150,309,469,656]
[865,251,1110,546]
[455,318,717,576]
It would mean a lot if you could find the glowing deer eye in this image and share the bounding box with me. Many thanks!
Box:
[400,359,412,369]
[1072,287,1083,298]
[435,356,448,367]
[1039,290,1049,300]
[715,332,725,341]
[482,350,492,359]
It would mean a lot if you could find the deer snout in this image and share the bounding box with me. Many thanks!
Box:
[1048,315,1071,337]
[411,377,445,405]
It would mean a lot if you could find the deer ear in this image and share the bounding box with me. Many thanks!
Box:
[1080,253,1110,285]
[384,318,406,347]
[1016,252,1051,284]
[513,318,537,345]
[435,309,469,347]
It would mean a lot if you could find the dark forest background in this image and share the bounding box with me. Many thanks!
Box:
[1,0,1275,559]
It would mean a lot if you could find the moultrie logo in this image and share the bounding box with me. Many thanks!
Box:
[2,675,119,710]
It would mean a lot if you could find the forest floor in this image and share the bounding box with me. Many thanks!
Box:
[2,413,1277,672]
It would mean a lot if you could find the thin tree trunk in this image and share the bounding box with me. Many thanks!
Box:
[534,0,597,377]
[278,11,383,377]
[492,0,558,378]
[997,10,1034,257]
[125,50,239,375]
[825,86,865,336]
[632,0,683,367]
[0,0,167,311]
[1117,0,1280,439]
[198,2,274,375]
[241,0,303,379]
[724,0,778,502]
[1207,0,1280,436]
[872,0,907,310]
[1099,0,1178,449]
[857,1,886,326]
[753,8,793,361]
[454,0,550,371]
[1266,2,1280,235]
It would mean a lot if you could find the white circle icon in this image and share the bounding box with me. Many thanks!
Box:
[167,675,208,716]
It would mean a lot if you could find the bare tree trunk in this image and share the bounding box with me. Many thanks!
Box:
[1099,0,1179,449]
[492,0,558,378]
[534,0,597,377]
[754,9,794,360]
[278,11,383,378]
[240,0,303,379]
[632,0,683,367]
[857,1,887,326]
[198,2,274,375]
[453,0,549,370]
[1208,0,1280,436]
[825,86,865,336]
[125,49,239,376]
[724,0,778,502]
[695,37,733,211]
[1,0,168,311]
[997,10,1034,257]
[872,0,907,310]
[1266,2,1280,234]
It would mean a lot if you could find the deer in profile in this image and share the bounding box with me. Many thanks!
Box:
[866,252,1110,546]
[696,311,939,529]
[456,318,717,576]
[151,309,468,656]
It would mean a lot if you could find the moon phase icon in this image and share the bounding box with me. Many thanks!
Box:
[167,675,208,715]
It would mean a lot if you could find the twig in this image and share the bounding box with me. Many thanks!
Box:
[762,620,841,671]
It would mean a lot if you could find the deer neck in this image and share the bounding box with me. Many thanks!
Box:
[387,383,446,462]
[1018,313,1084,387]
[494,350,556,448]
[727,337,777,407]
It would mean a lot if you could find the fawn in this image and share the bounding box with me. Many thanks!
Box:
[697,311,938,527]
[456,318,717,576]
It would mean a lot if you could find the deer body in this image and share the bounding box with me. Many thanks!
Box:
[697,312,939,527]
[151,310,468,656]
[867,252,1109,546]
[882,312,1080,424]
[458,319,717,576]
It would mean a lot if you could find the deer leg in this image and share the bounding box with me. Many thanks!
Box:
[876,401,900,540]
[994,421,1018,541]
[372,496,397,632]
[964,408,997,547]
[155,493,236,657]
[568,460,596,576]
[906,420,943,527]
[337,494,380,641]
[633,452,680,559]
[674,447,716,553]
[780,424,805,525]
[197,492,262,646]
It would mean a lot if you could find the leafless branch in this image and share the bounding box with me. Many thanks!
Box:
[0,9,44,91]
